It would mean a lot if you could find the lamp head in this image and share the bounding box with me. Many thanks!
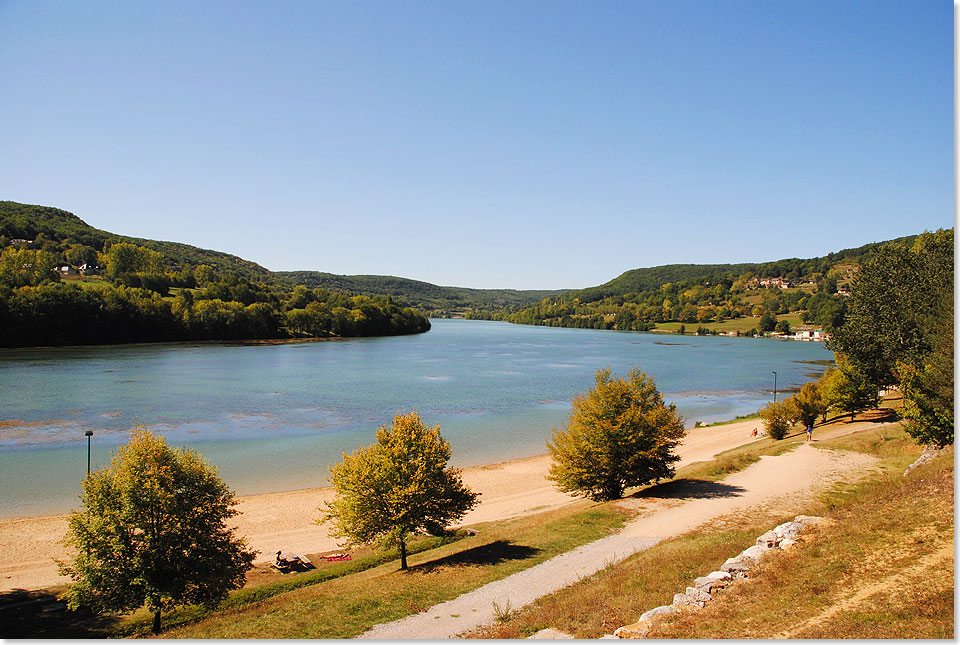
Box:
[85,430,94,437]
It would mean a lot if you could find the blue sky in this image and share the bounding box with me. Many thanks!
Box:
[0,1,952,289]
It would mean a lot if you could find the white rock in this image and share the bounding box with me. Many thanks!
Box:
[705,570,732,582]
[638,605,677,623]
[756,530,780,548]
[684,587,713,604]
[739,544,770,563]
[780,538,798,549]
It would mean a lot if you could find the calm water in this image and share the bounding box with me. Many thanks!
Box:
[0,319,832,517]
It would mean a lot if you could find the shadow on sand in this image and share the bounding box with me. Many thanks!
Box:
[632,478,747,501]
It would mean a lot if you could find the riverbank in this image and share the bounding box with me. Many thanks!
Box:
[0,418,768,592]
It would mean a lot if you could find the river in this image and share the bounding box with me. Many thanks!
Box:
[0,318,833,518]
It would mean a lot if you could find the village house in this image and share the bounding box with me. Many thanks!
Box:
[759,278,792,289]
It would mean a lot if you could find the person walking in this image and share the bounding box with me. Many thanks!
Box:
[806,425,813,441]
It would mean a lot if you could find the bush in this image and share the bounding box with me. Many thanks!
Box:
[759,399,797,440]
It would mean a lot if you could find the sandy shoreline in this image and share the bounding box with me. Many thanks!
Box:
[0,418,774,592]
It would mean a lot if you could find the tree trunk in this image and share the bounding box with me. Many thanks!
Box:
[399,538,408,571]
[152,608,162,634]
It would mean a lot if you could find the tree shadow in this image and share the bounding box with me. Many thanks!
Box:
[0,587,121,638]
[631,478,746,501]
[410,540,540,573]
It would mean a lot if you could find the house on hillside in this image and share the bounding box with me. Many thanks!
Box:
[57,264,79,276]
[79,263,101,276]
[759,278,792,289]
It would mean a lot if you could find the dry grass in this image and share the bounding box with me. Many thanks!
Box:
[647,449,953,639]
[469,424,951,640]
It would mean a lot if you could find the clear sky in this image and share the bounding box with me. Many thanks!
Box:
[0,1,953,290]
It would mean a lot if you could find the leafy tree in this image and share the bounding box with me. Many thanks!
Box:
[323,412,479,570]
[759,399,797,440]
[547,368,685,502]
[791,381,827,429]
[759,311,777,332]
[820,361,878,422]
[898,293,953,447]
[101,242,165,281]
[830,229,953,388]
[0,247,59,287]
[57,428,255,634]
[775,320,791,334]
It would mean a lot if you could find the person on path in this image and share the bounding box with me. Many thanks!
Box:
[806,425,813,441]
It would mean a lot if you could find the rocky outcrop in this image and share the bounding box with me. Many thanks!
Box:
[610,515,822,638]
[903,445,944,477]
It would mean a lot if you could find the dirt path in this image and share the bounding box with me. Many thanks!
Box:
[359,443,880,639]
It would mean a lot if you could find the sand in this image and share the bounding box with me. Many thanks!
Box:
[0,417,867,592]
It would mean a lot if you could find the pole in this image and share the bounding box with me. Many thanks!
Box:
[772,371,778,403]
[85,430,93,475]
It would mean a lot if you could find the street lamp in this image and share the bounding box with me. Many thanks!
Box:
[772,371,778,403]
[85,430,93,475]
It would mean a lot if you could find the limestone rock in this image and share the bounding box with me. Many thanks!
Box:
[773,521,802,541]
[739,544,770,563]
[756,530,780,548]
[693,576,718,592]
[793,515,822,527]
[638,604,678,623]
[721,555,752,574]
[780,538,798,549]
[684,586,713,604]
[705,570,732,582]
[614,621,652,639]
[673,591,706,608]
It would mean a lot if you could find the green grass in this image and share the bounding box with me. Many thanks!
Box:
[655,312,805,335]
[155,502,632,638]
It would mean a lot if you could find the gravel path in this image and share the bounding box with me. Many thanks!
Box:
[358,533,662,639]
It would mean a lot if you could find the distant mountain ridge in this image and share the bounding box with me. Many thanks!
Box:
[0,200,923,316]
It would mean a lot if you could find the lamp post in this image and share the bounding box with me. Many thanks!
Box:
[772,371,778,403]
[85,430,93,475]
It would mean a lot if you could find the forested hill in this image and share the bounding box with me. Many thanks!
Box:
[0,201,431,348]
[276,271,565,314]
[572,237,916,305]
[0,201,270,281]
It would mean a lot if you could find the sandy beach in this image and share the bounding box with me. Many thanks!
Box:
[0,417,801,592]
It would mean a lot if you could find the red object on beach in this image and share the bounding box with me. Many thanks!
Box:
[323,553,352,562]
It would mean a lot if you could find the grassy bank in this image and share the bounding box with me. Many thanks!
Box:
[468,423,952,639]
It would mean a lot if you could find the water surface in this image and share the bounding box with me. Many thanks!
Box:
[0,319,832,517]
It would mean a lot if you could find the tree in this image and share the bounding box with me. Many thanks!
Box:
[759,399,797,440]
[791,381,827,430]
[547,368,685,502]
[820,361,878,422]
[898,293,953,447]
[57,428,255,634]
[829,230,953,388]
[759,311,777,332]
[323,412,479,570]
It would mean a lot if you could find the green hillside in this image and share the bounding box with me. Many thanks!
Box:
[0,201,270,281]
